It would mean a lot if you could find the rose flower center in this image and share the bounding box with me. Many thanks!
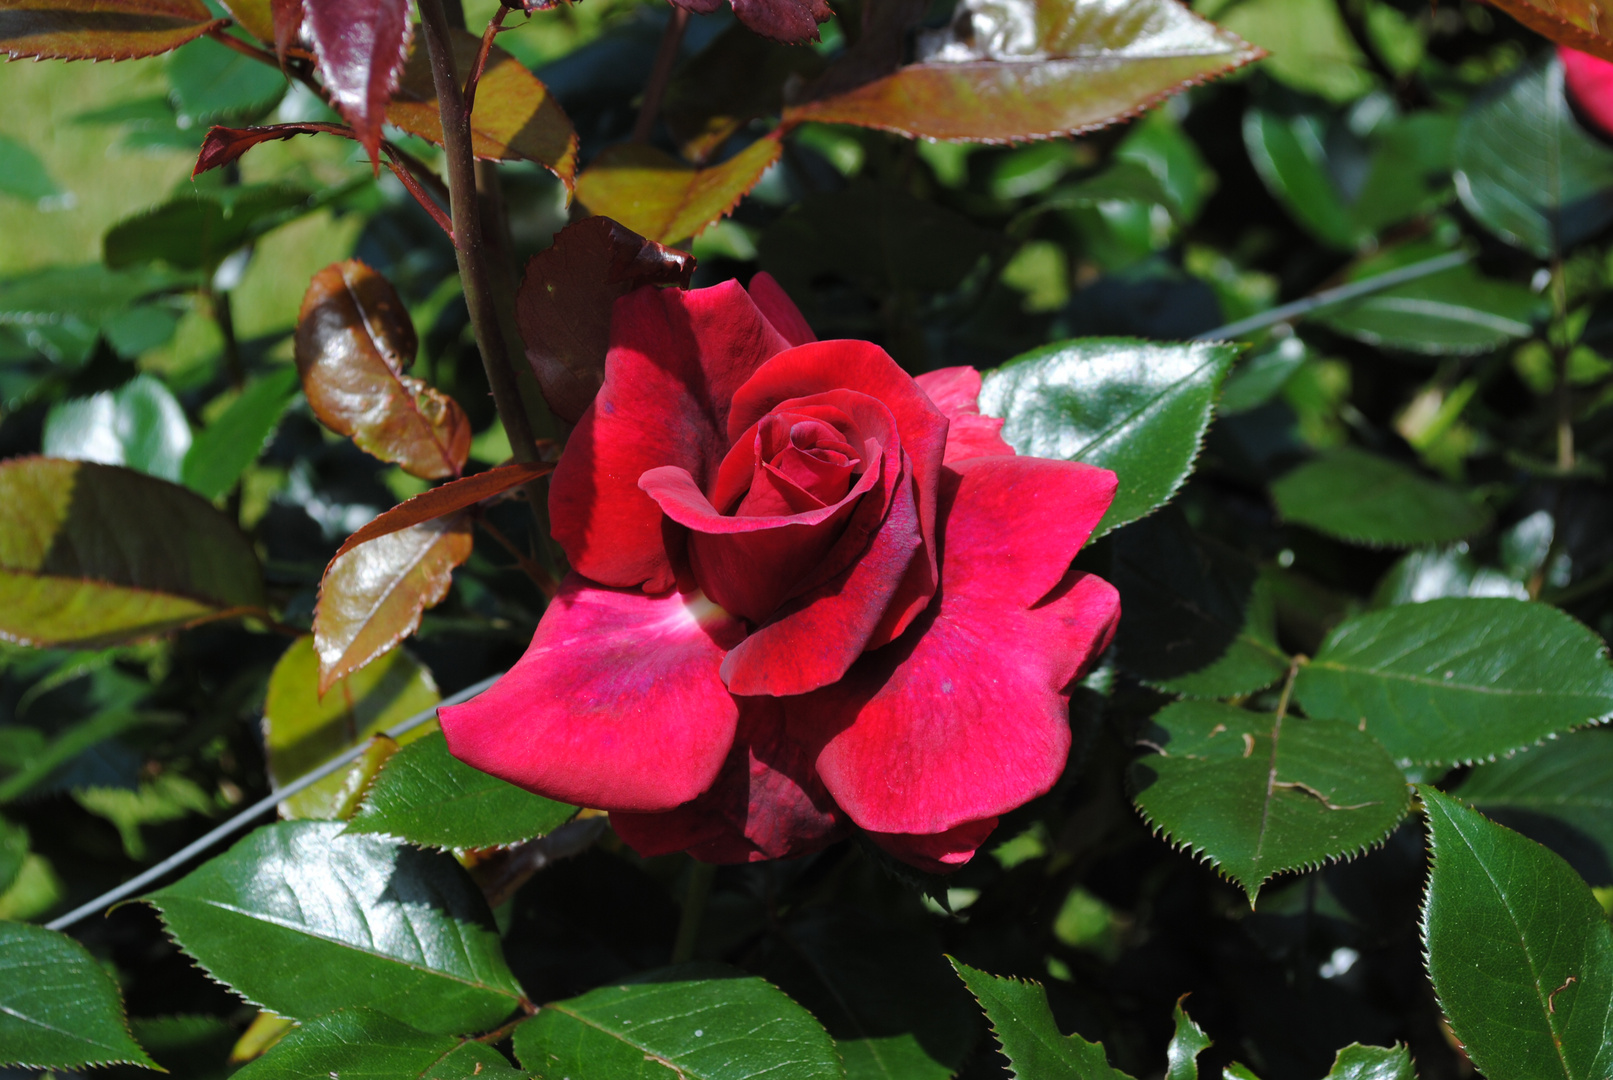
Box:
[735,413,863,517]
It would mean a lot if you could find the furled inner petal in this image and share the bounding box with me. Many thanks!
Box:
[734,413,863,518]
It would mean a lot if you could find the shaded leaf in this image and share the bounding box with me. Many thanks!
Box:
[664,23,824,163]
[387,27,577,184]
[0,0,225,61]
[515,216,695,424]
[1293,598,1613,766]
[145,820,525,1035]
[1319,1044,1415,1080]
[235,1008,522,1079]
[346,730,575,849]
[1483,0,1613,64]
[0,457,264,647]
[0,264,187,365]
[575,135,783,246]
[263,635,438,820]
[217,0,275,44]
[0,921,155,1070]
[303,0,410,169]
[1271,448,1490,547]
[949,958,1132,1079]
[167,33,287,123]
[182,365,301,500]
[1242,108,1357,251]
[105,183,318,273]
[193,121,358,175]
[1132,700,1411,901]
[334,460,555,559]
[295,259,471,480]
[0,134,61,202]
[313,513,472,692]
[1420,786,1613,1080]
[0,815,25,894]
[43,373,192,482]
[0,708,158,805]
[671,0,828,45]
[783,0,1261,143]
[513,965,843,1080]
[1165,999,1211,1080]
[979,338,1240,536]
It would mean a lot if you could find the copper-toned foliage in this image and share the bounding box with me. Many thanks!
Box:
[663,22,824,163]
[669,0,829,46]
[0,0,225,61]
[574,135,782,247]
[1483,0,1613,62]
[333,460,557,560]
[217,0,274,45]
[386,27,578,186]
[303,0,410,169]
[192,122,351,176]
[785,0,1263,143]
[313,512,473,692]
[294,260,471,480]
[516,217,695,425]
[268,0,300,61]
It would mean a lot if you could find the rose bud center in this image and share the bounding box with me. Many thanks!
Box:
[734,412,864,517]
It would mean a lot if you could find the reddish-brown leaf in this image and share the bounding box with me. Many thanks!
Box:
[669,0,829,45]
[304,0,410,170]
[386,27,577,186]
[515,218,696,424]
[0,0,226,60]
[1483,0,1613,62]
[784,0,1263,143]
[193,122,351,176]
[313,512,472,692]
[295,260,471,480]
[333,460,556,560]
[269,0,300,60]
[574,135,782,246]
[663,22,824,163]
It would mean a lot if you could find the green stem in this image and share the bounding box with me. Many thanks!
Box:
[1550,260,1575,471]
[672,861,716,964]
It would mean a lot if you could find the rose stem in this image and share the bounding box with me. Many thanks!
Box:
[630,5,689,144]
[671,861,717,963]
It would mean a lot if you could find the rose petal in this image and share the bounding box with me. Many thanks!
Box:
[550,280,794,592]
[914,366,986,419]
[791,456,1120,839]
[916,366,1015,463]
[868,817,1000,874]
[747,271,817,347]
[611,697,849,863]
[439,573,745,812]
[1564,46,1613,140]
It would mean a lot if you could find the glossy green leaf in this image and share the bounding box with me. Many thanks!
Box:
[104,183,318,273]
[1242,108,1357,250]
[0,457,265,647]
[346,730,575,850]
[1454,52,1613,257]
[1207,0,1373,102]
[0,264,185,365]
[575,136,783,245]
[1164,1000,1211,1080]
[1155,572,1290,700]
[948,958,1131,1079]
[1218,339,1308,416]
[1318,1044,1415,1080]
[1294,598,1613,766]
[1132,700,1410,901]
[234,1008,522,1079]
[1420,787,1613,1080]
[43,374,192,482]
[980,338,1239,536]
[0,133,61,202]
[513,965,843,1080]
[0,920,155,1070]
[1271,448,1490,547]
[0,814,26,894]
[166,34,287,122]
[263,636,439,820]
[182,366,300,499]
[1372,545,1528,607]
[145,820,525,1035]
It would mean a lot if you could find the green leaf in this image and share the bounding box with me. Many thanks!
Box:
[234,1009,522,1079]
[1165,999,1211,1080]
[1270,448,1491,547]
[574,136,782,245]
[145,820,525,1035]
[1320,1043,1415,1080]
[948,958,1131,1079]
[1454,52,1613,257]
[1420,786,1613,1080]
[1131,700,1410,901]
[513,965,843,1080]
[0,814,26,893]
[0,458,265,648]
[346,730,575,850]
[166,34,287,123]
[1208,0,1374,102]
[0,133,61,202]
[1242,108,1358,250]
[0,264,186,365]
[104,183,319,273]
[1293,598,1613,766]
[263,636,439,820]
[0,920,155,1070]
[182,366,301,499]
[43,374,193,482]
[1371,545,1528,607]
[979,338,1240,536]
[1155,572,1290,700]
[1218,339,1308,416]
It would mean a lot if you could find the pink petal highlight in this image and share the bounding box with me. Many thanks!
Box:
[1564,46,1613,139]
[916,366,1015,463]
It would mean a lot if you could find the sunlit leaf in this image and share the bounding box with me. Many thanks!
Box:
[0,457,265,648]
[294,259,471,480]
[1271,448,1490,547]
[43,374,192,482]
[1207,0,1373,103]
[0,815,25,895]
[0,0,225,61]
[575,135,783,246]
[234,1009,523,1079]
[166,33,287,122]
[949,958,1134,1079]
[1164,999,1211,1080]
[217,0,275,44]
[303,0,410,169]
[1131,700,1410,901]
[0,264,186,366]
[332,460,554,559]
[0,921,155,1070]
[182,365,301,500]
[104,183,318,273]
[783,0,1261,143]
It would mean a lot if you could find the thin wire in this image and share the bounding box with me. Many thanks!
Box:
[1193,249,1472,342]
[45,673,500,933]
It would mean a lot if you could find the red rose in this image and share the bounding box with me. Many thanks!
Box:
[439,275,1120,872]
[1563,46,1613,139]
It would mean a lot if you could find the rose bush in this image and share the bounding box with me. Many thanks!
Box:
[440,275,1121,872]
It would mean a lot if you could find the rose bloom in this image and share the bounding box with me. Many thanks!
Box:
[441,275,1120,872]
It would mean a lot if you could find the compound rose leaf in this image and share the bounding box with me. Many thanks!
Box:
[0,457,265,648]
[1271,448,1490,548]
[0,0,225,61]
[232,1010,523,1080]
[784,0,1262,143]
[333,460,555,560]
[515,216,696,423]
[387,27,577,186]
[313,513,473,693]
[294,259,471,480]
[1456,728,1613,880]
[303,0,410,169]
[0,922,156,1071]
[1484,0,1613,63]
[574,135,782,246]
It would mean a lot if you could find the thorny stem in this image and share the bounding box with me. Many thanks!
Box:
[381,144,456,236]
[631,5,690,143]
[672,860,716,964]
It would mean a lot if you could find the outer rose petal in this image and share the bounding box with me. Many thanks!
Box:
[869,818,1000,874]
[610,698,849,863]
[915,366,1015,464]
[791,456,1120,846]
[439,573,745,812]
[549,281,793,592]
[1564,46,1613,139]
[747,272,817,347]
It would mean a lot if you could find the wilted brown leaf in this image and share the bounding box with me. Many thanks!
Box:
[0,0,226,60]
[574,135,782,246]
